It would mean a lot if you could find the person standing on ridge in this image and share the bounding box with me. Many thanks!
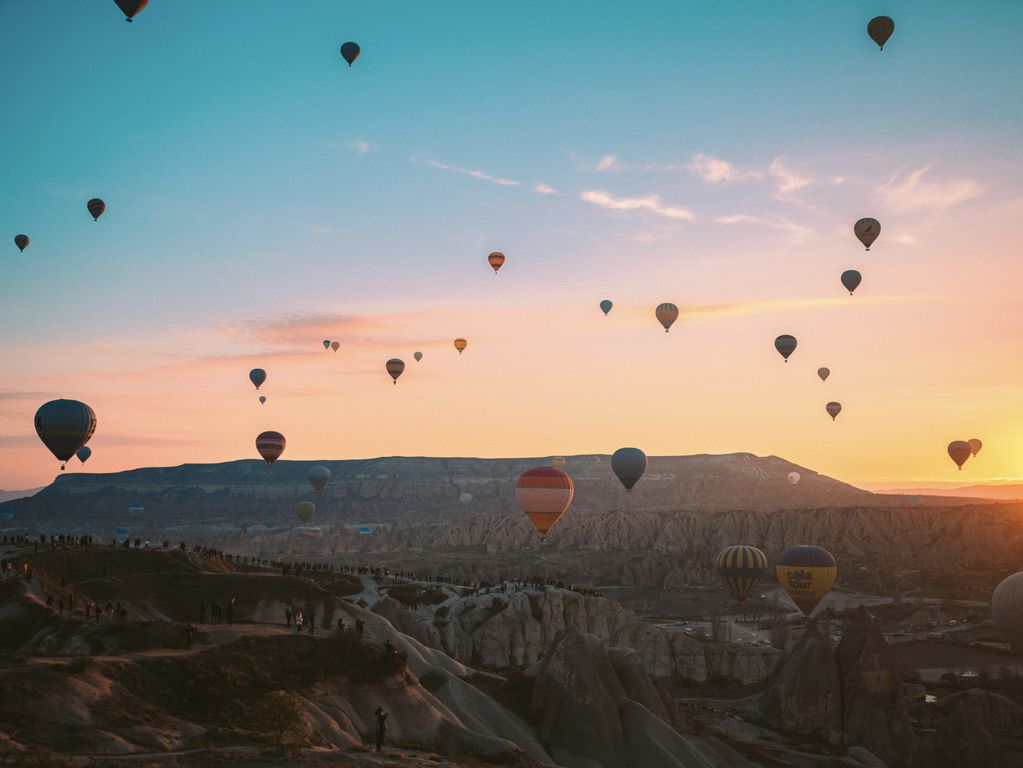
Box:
[374,706,389,751]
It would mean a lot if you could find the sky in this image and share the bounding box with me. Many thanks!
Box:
[2,1,1023,490]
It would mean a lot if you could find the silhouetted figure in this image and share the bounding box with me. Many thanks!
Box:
[210,602,222,625]
[374,706,388,751]
[355,617,365,639]
[285,605,292,628]
[296,611,304,633]
[336,618,344,635]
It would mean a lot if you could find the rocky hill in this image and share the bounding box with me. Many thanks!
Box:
[4,453,883,534]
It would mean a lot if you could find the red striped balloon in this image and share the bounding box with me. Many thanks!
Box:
[386,358,405,384]
[87,198,106,221]
[255,431,286,467]
[488,251,506,274]
[114,0,149,21]
[515,466,574,538]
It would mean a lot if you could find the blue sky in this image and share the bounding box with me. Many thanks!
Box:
[2,1,1023,488]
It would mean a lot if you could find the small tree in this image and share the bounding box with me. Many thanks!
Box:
[249,690,304,745]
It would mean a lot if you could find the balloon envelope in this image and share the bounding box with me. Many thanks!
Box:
[459,492,472,504]
[340,41,361,66]
[87,198,106,221]
[488,251,505,273]
[968,438,983,457]
[386,358,405,383]
[992,572,1023,655]
[776,545,837,616]
[256,431,286,467]
[774,335,797,361]
[716,545,768,605]
[854,218,880,250]
[259,396,266,404]
[76,446,92,464]
[817,367,830,382]
[515,467,574,537]
[867,16,895,50]
[841,270,862,295]
[323,340,331,350]
[611,447,647,491]
[655,303,679,332]
[307,465,331,494]
[454,338,467,354]
[826,402,842,420]
[34,399,97,469]
[249,368,266,390]
[948,440,972,470]
[788,472,801,485]
[114,0,148,20]
[295,501,316,524]
[331,341,340,352]
[552,456,567,468]
[14,235,29,252]
[414,351,423,362]
[600,299,613,316]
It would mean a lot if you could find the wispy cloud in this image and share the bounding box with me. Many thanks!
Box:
[579,190,696,221]
[413,156,520,187]
[768,156,813,198]
[349,140,376,154]
[715,213,814,243]
[534,183,559,195]
[596,154,625,172]
[687,153,762,183]
[876,166,983,213]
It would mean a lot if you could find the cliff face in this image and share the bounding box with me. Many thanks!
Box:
[376,586,781,684]
[7,453,878,533]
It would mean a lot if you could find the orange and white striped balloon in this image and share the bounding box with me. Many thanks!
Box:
[515,466,574,538]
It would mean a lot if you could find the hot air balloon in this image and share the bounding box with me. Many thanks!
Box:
[788,472,801,485]
[14,235,29,252]
[600,299,613,316]
[515,467,574,539]
[129,502,145,516]
[774,335,797,362]
[87,198,106,221]
[386,358,405,384]
[34,399,97,470]
[968,438,983,457]
[249,368,266,390]
[867,16,895,50]
[331,341,340,352]
[308,466,331,495]
[826,402,842,421]
[854,218,880,250]
[0,507,14,523]
[656,303,679,332]
[716,545,768,605]
[552,457,567,468]
[459,492,472,504]
[841,270,862,295]
[454,338,467,354]
[340,42,361,67]
[76,446,92,464]
[114,0,148,21]
[295,501,316,524]
[256,431,286,467]
[948,440,972,470]
[488,251,505,273]
[776,545,837,616]
[992,573,1023,655]
[817,367,830,382]
[259,396,266,405]
[414,351,423,362]
[323,340,331,350]
[611,447,647,491]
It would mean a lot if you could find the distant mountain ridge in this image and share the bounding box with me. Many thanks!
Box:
[3,453,882,533]
[0,487,43,504]
[879,484,1023,500]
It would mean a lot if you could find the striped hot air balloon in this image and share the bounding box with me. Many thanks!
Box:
[776,545,837,616]
[87,198,106,221]
[454,338,467,354]
[515,467,574,539]
[114,0,149,22]
[716,545,768,605]
[655,303,679,332]
[386,358,405,384]
[488,251,506,273]
[256,431,286,467]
